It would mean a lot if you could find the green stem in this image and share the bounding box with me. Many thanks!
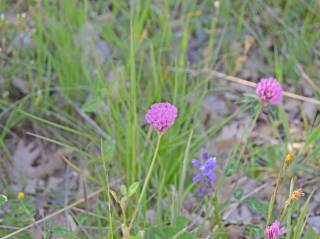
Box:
[128,133,162,231]
[178,130,193,213]
[238,104,262,161]
[21,201,44,238]
[279,201,289,221]
[266,156,286,225]
[213,193,223,229]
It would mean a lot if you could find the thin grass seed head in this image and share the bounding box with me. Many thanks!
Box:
[145,102,178,133]
[256,77,283,105]
[192,153,217,196]
[285,188,304,208]
[291,188,304,201]
[264,220,286,239]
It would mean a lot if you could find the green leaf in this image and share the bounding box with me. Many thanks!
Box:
[244,197,268,216]
[81,97,103,112]
[52,227,78,238]
[146,227,166,238]
[173,216,189,230]
[127,182,140,197]
[292,191,314,239]
[129,230,145,239]
[234,188,244,200]
[0,194,7,207]
[224,159,240,176]
[145,217,192,239]
[102,140,115,158]
[245,224,263,237]
[120,197,126,209]
[110,190,119,203]
[237,94,260,114]
[120,185,127,196]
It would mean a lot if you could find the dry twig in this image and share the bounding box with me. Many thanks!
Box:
[170,67,320,106]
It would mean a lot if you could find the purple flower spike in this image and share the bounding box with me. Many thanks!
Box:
[256,77,283,105]
[192,153,217,196]
[264,220,286,239]
[145,102,178,133]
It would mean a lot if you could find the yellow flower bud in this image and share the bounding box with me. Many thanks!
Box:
[285,153,294,163]
[18,192,25,201]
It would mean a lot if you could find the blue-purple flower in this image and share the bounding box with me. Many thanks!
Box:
[192,153,217,196]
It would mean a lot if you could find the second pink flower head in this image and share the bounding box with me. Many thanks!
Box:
[256,77,283,105]
[264,220,285,239]
[145,102,178,133]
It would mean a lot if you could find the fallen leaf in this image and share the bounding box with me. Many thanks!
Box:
[227,224,245,239]
[12,140,42,180]
[32,149,70,179]
[13,141,70,180]
[244,35,255,54]
[46,212,78,236]
[75,22,112,66]
[30,226,42,239]
[303,102,317,120]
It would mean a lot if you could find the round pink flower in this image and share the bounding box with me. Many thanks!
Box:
[145,102,178,133]
[256,77,283,105]
[264,220,286,239]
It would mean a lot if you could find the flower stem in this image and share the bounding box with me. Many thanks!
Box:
[266,155,287,225]
[213,193,223,228]
[238,104,262,161]
[279,201,289,221]
[128,133,162,232]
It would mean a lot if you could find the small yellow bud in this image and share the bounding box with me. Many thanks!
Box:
[18,192,25,201]
[285,153,294,163]
[139,29,148,43]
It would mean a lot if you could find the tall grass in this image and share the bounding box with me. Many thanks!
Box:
[0,0,320,238]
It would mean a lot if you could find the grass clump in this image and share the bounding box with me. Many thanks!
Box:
[0,0,320,238]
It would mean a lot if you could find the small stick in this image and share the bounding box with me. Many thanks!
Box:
[169,67,320,106]
[295,64,320,93]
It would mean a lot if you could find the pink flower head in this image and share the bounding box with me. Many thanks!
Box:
[145,102,178,133]
[256,77,283,105]
[264,220,286,239]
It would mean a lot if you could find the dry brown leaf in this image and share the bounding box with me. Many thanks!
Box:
[223,204,252,224]
[12,140,42,180]
[201,95,229,126]
[226,224,245,239]
[29,226,42,239]
[45,212,78,238]
[13,141,70,180]
[303,101,317,120]
[244,35,255,54]
[12,78,30,94]
[31,149,70,179]
[75,22,112,66]
[235,55,248,73]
